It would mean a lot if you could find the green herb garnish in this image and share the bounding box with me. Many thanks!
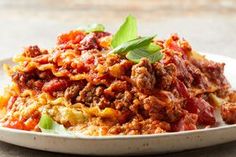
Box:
[126,49,163,63]
[109,15,163,63]
[142,42,161,53]
[77,23,105,33]
[109,36,155,55]
[38,114,70,135]
[111,15,138,48]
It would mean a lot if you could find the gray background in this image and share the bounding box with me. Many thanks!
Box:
[0,0,236,156]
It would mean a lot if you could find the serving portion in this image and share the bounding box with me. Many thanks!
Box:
[0,16,236,136]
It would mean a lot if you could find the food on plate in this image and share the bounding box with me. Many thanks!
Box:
[1,16,236,136]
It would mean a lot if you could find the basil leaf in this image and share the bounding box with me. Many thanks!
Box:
[109,36,155,55]
[38,114,71,135]
[77,24,105,33]
[38,114,53,130]
[111,15,138,48]
[126,49,163,63]
[142,43,161,53]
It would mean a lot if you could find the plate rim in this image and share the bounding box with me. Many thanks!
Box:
[1,123,236,140]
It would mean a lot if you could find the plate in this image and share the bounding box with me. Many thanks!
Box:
[0,53,236,155]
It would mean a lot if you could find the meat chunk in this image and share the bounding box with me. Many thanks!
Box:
[186,62,209,89]
[12,70,54,91]
[170,55,193,87]
[221,102,236,124]
[175,79,190,98]
[64,84,82,100]
[185,97,216,125]
[94,32,110,38]
[113,91,133,110]
[79,33,100,51]
[12,71,38,89]
[23,45,42,58]
[12,72,31,88]
[104,81,128,97]
[207,62,228,86]
[64,81,86,101]
[143,96,166,119]
[131,58,156,93]
[76,83,105,107]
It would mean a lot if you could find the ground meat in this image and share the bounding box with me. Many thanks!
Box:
[76,83,105,107]
[143,96,166,118]
[140,119,170,134]
[154,63,176,90]
[102,81,132,110]
[165,103,185,122]
[42,78,70,94]
[27,80,44,90]
[22,45,42,58]
[7,31,233,135]
[64,84,82,101]
[76,83,95,106]
[221,102,236,124]
[104,81,128,97]
[117,109,133,124]
[12,72,28,88]
[131,58,156,93]
[109,118,141,135]
[108,118,170,135]
[12,71,38,89]
[113,91,133,110]
[12,70,55,91]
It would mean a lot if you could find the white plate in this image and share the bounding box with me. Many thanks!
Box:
[0,53,236,156]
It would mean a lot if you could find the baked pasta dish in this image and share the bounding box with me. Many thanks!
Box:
[1,16,236,136]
